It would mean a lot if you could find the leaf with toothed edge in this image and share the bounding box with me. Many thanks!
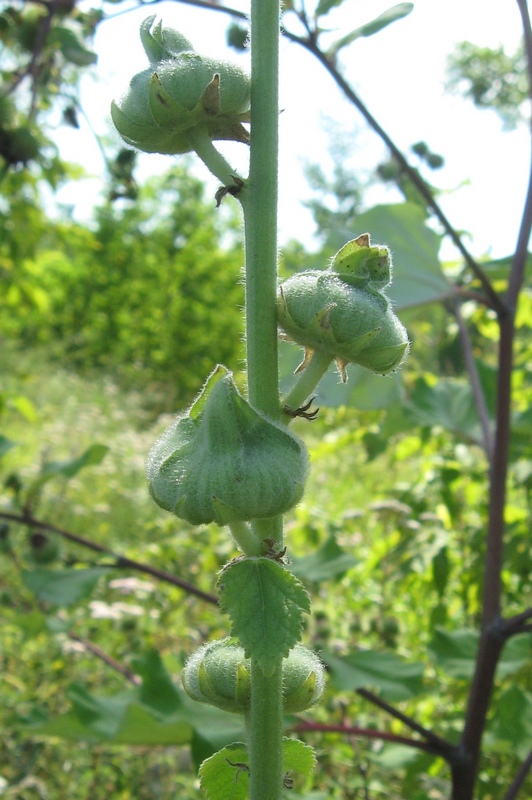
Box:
[217,558,311,676]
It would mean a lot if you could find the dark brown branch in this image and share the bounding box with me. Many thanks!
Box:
[0,511,219,606]
[67,631,141,685]
[291,720,446,757]
[503,607,532,638]
[502,747,532,800]
[355,688,456,758]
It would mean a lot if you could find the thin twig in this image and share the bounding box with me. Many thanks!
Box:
[356,688,456,757]
[0,511,219,605]
[502,747,532,800]
[502,607,532,638]
[67,631,141,685]
[291,720,447,757]
[452,302,494,460]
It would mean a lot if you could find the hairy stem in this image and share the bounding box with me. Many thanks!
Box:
[240,0,284,797]
[189,126,242,186]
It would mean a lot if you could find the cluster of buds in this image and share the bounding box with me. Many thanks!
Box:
[182,639,325,714]
[111,16,250,155]
[146,366,308,526]
[277,234,410,380]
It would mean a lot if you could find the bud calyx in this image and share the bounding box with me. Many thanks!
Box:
[146,366,308,526]
[277,234,409,379]
[111,15,250,155]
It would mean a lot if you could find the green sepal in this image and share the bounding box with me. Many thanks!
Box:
[140,15,193,63]
[332,233,392,289]
[148,73,191,127]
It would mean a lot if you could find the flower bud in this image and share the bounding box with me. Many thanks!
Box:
[146,366,308,526]
[182,639,325,714]
[111,16,250,155]
[277,234,409,378]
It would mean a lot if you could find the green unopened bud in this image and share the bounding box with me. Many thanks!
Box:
[111,15,250,155]
[182,639,325,714]
[277,234,409,379]
[146,366,308,525]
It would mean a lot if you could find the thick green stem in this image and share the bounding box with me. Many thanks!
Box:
[245,662,284,800]
[281,350,333,423]
[240,0,280,421]
[241,1,284,798]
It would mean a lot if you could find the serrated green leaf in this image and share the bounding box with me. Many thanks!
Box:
[218,558,311,676]
[21,567,109,606]
[199,743,249,800]
[323,648,426,701]
[329,3,414,55]
[290,534,356,582]
[282,737,316,778]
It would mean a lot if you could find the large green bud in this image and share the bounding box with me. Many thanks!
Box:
[146,366,308,526]
[111,16,250,155]
[277,234,410,379]
[182,639,325,714]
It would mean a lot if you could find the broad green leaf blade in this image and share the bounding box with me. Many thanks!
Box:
[217,558,311,676]
[326,203,451,310]
[406,376,484,443]
[21,567,109,606]
[132,649,183,714]
[290,534,356,582]
[487,686,532,759]
[283,737,317,779]
[112,704,192,745]
[199,743,249,800]
[323,649,426,701]
[430,628,532,680]
[330,3,414,55]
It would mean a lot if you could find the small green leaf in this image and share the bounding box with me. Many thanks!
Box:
[431,546,449,598]
[218,558,311,676]
[329,3,414,54]
[50,26,98,66]
[314,0,343,18]
[323,648,426,701]
[0,435,16,458]
[282,737,316,779]
[21,567,109,606]
[199,743,249,800]
[24,444,109,505]
[132,650,183,714]
[291,534,356,582]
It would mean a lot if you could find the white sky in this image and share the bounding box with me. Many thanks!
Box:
[53,0,530,261]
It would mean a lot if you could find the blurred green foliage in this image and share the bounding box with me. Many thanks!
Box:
[1,164,245,409]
